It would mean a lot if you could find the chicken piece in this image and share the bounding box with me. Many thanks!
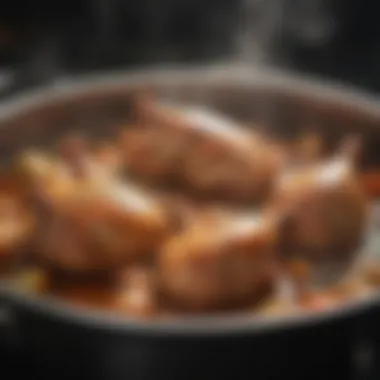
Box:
[115,266,157,317]
[16,149,76,200]
[268,136,368,285]
[121,127,186,185]
[28,137,170,275]
[361,260,380,287]
[292,132,323,165]
[158,210,277,311]
[92,141,123,175]
[298,292,341,312]
[180,107,283,201]
[298,270,372,311]
[10,266,50,293]
[0,190,35,269]
[120,94,284,202]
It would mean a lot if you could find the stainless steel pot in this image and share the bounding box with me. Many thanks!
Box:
[1,65,380,380]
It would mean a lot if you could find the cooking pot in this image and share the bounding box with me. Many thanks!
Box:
[1,65,380,380]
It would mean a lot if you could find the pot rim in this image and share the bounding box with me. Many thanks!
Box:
[0,63,379,122]
[1,64,380,336]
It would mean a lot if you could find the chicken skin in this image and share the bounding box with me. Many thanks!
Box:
[120,94,284,202]
[21,137,170,275]
[158,210,277,310]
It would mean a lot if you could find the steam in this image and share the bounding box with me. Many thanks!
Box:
[234,0,284,67]
[231,0,338,68]
[282,0,337,46]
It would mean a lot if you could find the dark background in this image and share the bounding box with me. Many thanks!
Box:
[0,0,380,94]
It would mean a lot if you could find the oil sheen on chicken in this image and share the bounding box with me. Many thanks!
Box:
[120,94,284,202]
[158,211,277,310]
[268,137,368,284]
[20,144,170,275]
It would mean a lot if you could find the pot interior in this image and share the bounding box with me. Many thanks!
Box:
[1,69,380,330]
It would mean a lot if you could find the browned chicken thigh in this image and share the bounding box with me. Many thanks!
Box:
[158,209,278,311]
[20,137,170,275]
[120,93,284,202]
[268,137,368,285]
[0,187,34,269]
